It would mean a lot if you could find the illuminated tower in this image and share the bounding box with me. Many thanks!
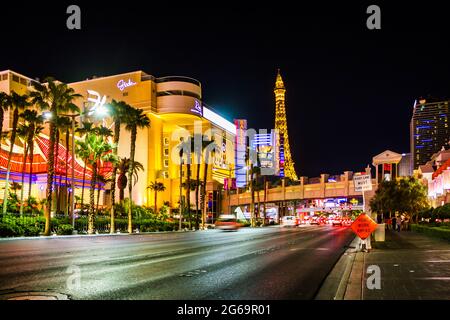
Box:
[274,70,298,180]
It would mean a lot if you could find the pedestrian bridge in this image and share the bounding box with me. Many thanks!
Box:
[221,172,376,214]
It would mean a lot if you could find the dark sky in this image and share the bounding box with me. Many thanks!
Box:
[2,1,450,177]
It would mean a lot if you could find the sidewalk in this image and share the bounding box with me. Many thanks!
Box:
[319,228,450,300]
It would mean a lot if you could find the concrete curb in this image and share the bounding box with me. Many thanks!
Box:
[315,236,365,300]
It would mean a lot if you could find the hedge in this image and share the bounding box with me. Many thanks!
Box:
[0,214,190,237]
[411,224,450,241]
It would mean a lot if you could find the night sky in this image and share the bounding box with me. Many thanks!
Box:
[2,1,450,177]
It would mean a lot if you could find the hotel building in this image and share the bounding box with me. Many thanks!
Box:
[410,97,450,170]
[0,69,241,217]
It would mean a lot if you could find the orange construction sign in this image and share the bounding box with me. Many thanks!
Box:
[351,213,377,240]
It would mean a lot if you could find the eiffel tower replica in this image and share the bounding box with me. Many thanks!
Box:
[274,70,298,181]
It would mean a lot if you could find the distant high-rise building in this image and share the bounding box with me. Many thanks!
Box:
[410,97,450,170]
[398,153,412,177]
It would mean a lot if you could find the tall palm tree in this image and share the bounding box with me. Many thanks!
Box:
[192,134,213,230]
[147,181,166,215]
[0,92,9,140]
[201,139,217,228]
[21,110,44,201]
[75,121,94,211]
[54,116,72,215]
[30,78,81,235]
[178,139,193,229]
[17,124,29,216]
[117,157,144,202]
[75,140,90,212]
[2,91,30,215]
[83,133,117,234]
[108,100,129,233]
[124,108,150,233]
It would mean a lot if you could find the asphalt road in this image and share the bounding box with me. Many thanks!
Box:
[0,225,354,300]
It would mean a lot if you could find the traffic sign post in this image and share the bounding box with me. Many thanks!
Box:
[350,213,377,252]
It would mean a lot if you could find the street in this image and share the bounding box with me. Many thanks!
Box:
[0,225,354,300]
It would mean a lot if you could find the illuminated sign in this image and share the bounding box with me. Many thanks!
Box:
[190,100,203,116]
[87,90,107,116]
[117,79,137,91]
[234,119,247,188]
[253,131,279,176]
[203,107,236,135]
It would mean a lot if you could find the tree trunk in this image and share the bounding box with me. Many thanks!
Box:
[64,128,70,216]
[19,141,28,216]
[250,164,255,227]
[55,129,61,215]
[80,161,87,212]
[263,177,267,225]
[201,162,209,229]
[154,190,158,215]
[88,161,97,234]
[186,163,192,229]
[2,108,19,215]
[179,156,183,231]
[28,129,34,201]
[110,120,120,233]
[195,162,200,230]
[127,128,137,233]
[119,187,125,202]
[44,120,56,236]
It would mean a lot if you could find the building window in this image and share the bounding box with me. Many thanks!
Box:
[12,75,19,83]
[162,171,169,179]
[164,159,169,167]
[1,74,7,81]
[20,78,27,85]
[163,137,169,146]
[164,148,169,157]
[123,92,128,97]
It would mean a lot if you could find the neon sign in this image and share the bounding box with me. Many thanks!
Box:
[117,79,137,91]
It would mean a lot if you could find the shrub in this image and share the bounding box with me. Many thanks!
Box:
[411,224,450,241]
[57,224,74,235]
[0,222,22,237]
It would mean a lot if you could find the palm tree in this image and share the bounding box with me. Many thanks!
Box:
[2,91,30,215]
[30,79,81,236]
[117,157,144,202]
[75,140,90,212]
[124,108,150,233]
[55,116,72,215]
[82,133,117,234]
[147,181,166,215]
[0,92,9,140]
[21,110,44,201]
[178,139,193,229]
[192,134,215,230]
[108,100,129,233]
[17,124,29,216]
[75,121,94,211]
[201,139,217,228]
